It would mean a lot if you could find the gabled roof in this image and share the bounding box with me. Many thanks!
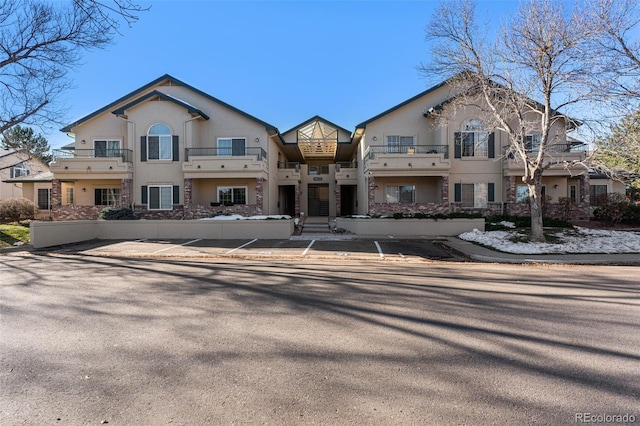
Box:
[111,90,210,120]
[3,170,53,183]
[282,115,352,138]
[60,74,278,133]
[355,79,450,130]
[355,73,581,131]
[279,115,357,163]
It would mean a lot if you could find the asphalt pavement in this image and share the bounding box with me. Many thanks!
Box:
[1,253,638,425]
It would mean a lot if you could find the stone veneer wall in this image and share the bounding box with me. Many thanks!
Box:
[183,204,261,219]
[368,202,450,216]
[53,205,103,221]
[450,202,503,215]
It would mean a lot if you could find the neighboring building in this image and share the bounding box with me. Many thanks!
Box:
[1,148,52,219]
[48,74,618,221]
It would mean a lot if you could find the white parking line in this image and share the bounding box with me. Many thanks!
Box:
[374,241,384,258]
[152,238,202,254]
[224,238,258,255]
[301,240,316,256]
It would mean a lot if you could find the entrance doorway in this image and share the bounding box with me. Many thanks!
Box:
[279,185,296,216]
[308,184,329,216]
[340,185,357,216]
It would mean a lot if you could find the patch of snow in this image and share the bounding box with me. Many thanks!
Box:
[495,220,516,228]
[200,215,291,221]
[459,226,640,254]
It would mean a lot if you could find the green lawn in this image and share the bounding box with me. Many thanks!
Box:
[0,222,30,248]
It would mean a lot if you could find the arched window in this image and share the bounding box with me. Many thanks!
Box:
[147,123,172,160]
[460,119,488,157]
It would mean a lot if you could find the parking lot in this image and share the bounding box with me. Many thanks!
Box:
[2,252,639,425]
[53,236,460,261]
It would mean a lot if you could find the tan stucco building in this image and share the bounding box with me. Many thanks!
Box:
[47,74,616,221]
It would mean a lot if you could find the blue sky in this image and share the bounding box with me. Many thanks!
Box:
[50,0,514,149]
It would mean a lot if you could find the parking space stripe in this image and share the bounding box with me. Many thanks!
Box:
[374,241,384,258]
[152,238,202,254]
[224,239,258,255]
[301,240,316,256]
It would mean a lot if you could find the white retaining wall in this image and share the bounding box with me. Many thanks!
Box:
[31,219,295,249]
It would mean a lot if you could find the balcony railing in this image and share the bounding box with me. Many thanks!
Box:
[507,143,589,157]
[278,161,300,169]
[308,165,330,175]
[53,149,133,163]
[365,145,449,161]
[336,161,357,171]
[185,147,267,161]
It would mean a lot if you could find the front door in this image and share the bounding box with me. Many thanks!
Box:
[308,184,329,216]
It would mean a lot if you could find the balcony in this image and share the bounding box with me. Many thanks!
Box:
[364,145,450,176]
[50,149,133,178]
[183,147,268,179]
[277,162,301,184]
[335,161,358,184]
[503,143,589,176]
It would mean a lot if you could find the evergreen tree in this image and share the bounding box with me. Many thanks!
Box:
[1,125,52,164]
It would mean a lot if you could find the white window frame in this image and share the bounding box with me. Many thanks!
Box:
[147,185,173,210]
[147,123,172,161]
[217,186,248,205]
[386,135,415,154]
[66,187,74,206]
[37,188,51,210]
[217,137,246,156]
[569,184,578,203]
[385,184,416,204]
[525,134,542,153]
[95,188,121,207]
[461,119,488,158]
[94,139,121,157]
[516,185,530,203]
[10,163,29,178]
[460,183,488,208]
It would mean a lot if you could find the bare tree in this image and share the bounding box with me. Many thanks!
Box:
[587,0,640,103]
[0,0,148,136]
[422,0,599,241]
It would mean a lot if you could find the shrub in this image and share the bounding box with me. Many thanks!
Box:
[623,204,640,225]
[593,193,629,224]
[0,198,36,223]
[99,207,136,220]
[485,214,572,230]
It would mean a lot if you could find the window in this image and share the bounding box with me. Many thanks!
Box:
[218,138,246,156]
[37,188,51,210]
[386,185,415,204]
[94,140,121,157]
[455,183,494,208]
[148,123,172,160]
[386,136,414,154]
[525,135,542,153]
[10,163,29,178]
[590,185,607,206]
[460,119,488,157]
[517,185,529,203]
[95,188,121,206]
[460,184,475,207]
[148,185,173,210]
[569,185,577,203]
[218,187,247,205]
[66,188,74,206]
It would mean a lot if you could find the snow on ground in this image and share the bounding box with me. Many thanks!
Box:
[200,215,291,221]
[459,227,640,254]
